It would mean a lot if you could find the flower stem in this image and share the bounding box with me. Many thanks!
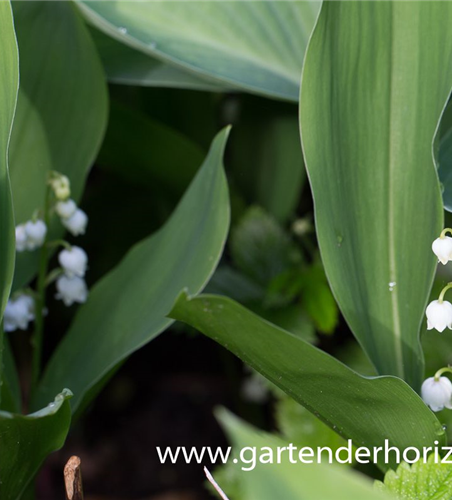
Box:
[438,283,452,303]
[30,184,51,395]
[435,366,452,381]
[440,228,452,238]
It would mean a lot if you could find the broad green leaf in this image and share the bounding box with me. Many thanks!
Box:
[90,27,226,91]
[213,409,392,500]
[300,2,452,388]
[170,293,445,471]
[0,1,19,411]
[376,455,452,500]
[35,128,231,413]
[0,389,72,500]
[9,1,108,290]
[78,0,320,101]
[438,102,452,212]
[97,100,204,198]
[274,393,348,456]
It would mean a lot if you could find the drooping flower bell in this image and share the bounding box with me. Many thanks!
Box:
[62,208,88,236]
[426,300,452,332]
[4,294,35,332]
[58,246,88,278]
[432,233,452,265]
[421,369,452,412]
[15,224,28,252]
[24,219,47,250]
[55,275,88,306]
[55,199,77,219]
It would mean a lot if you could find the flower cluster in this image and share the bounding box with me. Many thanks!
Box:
[422,229,452,411]
[5,172,89,332]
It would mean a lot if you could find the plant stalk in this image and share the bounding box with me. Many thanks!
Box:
[30,184,51,395]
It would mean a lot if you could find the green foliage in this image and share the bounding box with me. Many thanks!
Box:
[170,292,445,471]
[0,389,72,500]
[9,1,108,290]
[78,0,320,101]
[438,102,452,212]
[300,1,452,388]
[213,409,392,500]
[35,129,231,413]
[376,455,452,500]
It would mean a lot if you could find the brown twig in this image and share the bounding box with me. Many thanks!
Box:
[64,456,84,500]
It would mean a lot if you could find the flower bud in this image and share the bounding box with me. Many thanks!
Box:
[4,294,35,332]
[55,199,77,219]
[58,246,88,278]
[24,220,47,250]
[50,175,71,201]
[55,275,88,306]
[62,209,88,236]
[421,376,452,412]
[15,224,27,252]
[426,300,452,332]
[432,236,452,265]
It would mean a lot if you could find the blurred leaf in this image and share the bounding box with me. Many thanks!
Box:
[300,265,338,335]
[97,100,204,198]
[214,409,392,500]
[78,1,320,101]
[231,105,305,222]
[35,128,231,413]
[1,338,21,413]
[376,455,452,500]
[300,2,452,388]
[256,305,315,344]
[336,342,377,378]
[230,206,300,287]
[0,1,19,409]
[90,26,226,91]
[205,266,265,304]
[9,1,108,290]
[0,389,72,500]
[438,101,452,212]
[170,293,445,471]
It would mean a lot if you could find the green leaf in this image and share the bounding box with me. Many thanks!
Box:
[438,102,452,212]
[214,409,393,500]
[0,389,72,500]
[90,26,226,91]
[0,1,19,409]
[78,0,320,101]
[35,128,231,413]
[9,1,108,290]
[169,293,445,471]
[1,338,21,413]
[300,2,452,388]
[376,455,452,500]
[231,106,305,222]
[97,100,204,198]
[300,265,338,335]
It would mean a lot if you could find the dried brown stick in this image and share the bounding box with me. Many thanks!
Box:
[204,466,230,500]
[64,456,84,500]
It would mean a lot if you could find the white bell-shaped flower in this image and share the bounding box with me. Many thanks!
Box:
[24,220,47,250]
[58,246,88,278]
[15,224,28,252]
[55,275,88,306]
[4,294,35,332]
[62,209,88,236]
[421,376,452,412]
[432,236,452,265]
[55,199,77,219]
[426,300,452,332]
